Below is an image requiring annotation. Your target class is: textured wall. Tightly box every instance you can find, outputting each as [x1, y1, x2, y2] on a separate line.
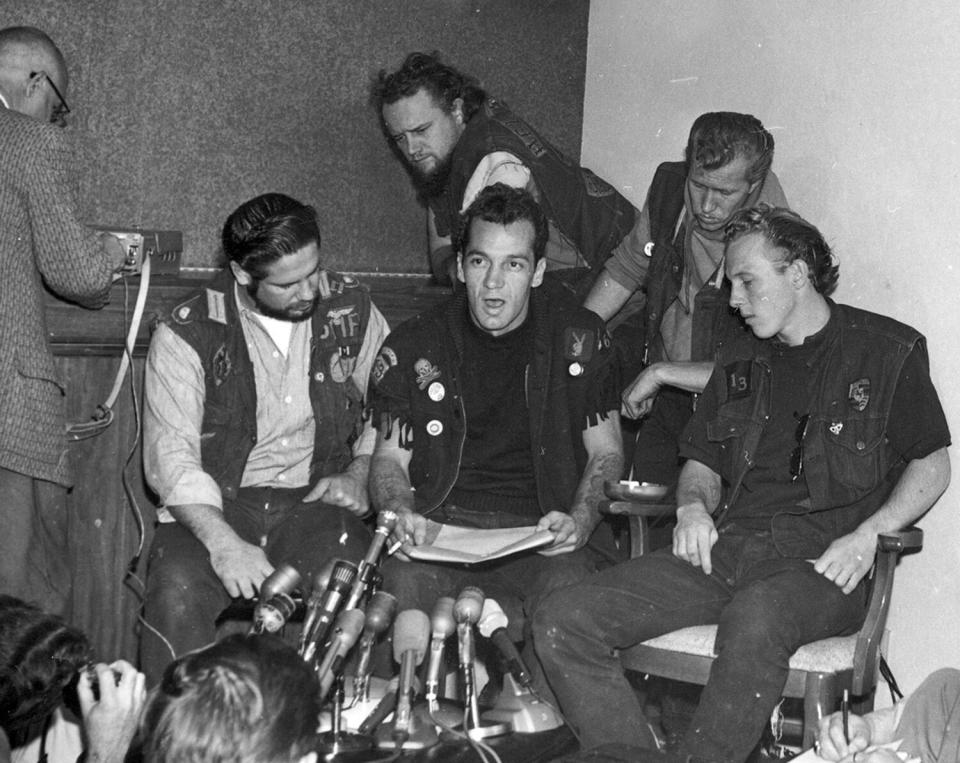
[4, 0, 589, 271]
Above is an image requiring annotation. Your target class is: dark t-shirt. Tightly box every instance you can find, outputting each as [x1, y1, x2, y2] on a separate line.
[448, 313, 540, 514]
[681, 320, 950, 527]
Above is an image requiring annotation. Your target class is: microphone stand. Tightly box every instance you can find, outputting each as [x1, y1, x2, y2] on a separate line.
[317, 673, 374, 760]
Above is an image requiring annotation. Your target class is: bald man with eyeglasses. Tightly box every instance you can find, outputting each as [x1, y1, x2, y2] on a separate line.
[0, 26, 126, 614]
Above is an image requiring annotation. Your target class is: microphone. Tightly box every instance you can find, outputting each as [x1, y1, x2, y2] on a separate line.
[454, 587, 485, 729]
[353, 590, 398, 702]
[392, 609, 430, 736]
[297, 558, 336, 654]
[344, 510, 398, 611]
[478, 598, 533, 690]
[300, 560, 357, 662]
[316, 608, 365, 700]
[251, 564, 301, 634]
[424, 597, 456, 708]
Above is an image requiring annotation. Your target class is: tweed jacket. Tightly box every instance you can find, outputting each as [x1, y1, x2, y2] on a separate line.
[0, 107, 114, 485]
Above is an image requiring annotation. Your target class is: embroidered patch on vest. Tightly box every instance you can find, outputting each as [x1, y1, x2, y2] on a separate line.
[329, 351, 356, 384]
[724, 360, 752, 400]
[848, 378, 871, 412]
[414, 358, 441, 390]
[564, 328, 595, 362]
[327, 306, 361, 340]
[212, 344, 232, 387]
[206, 289, 227, 325]
[372, 347, 397, 387]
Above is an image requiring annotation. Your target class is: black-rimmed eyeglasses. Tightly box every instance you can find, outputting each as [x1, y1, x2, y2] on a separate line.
[30, 70, 70, 126]
[789, 413, 810, 482]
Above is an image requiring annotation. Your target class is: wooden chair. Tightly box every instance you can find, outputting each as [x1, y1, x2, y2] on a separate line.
[600, 482, 922, 749]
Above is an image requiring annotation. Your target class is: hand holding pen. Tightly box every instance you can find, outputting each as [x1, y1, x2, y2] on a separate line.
[815, 693, 872, 761]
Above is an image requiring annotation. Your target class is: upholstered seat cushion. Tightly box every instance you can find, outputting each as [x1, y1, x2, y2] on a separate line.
[639, 625, 857, 673]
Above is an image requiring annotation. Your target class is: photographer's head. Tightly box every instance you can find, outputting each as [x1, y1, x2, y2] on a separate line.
[0, 595, 89, 740]
[139, 634, 320, 763]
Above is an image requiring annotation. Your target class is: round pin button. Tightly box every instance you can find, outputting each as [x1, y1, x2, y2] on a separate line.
[428, 381, 445, 401]
[568, 362, 584, 377]
[426, 420, 444, 436]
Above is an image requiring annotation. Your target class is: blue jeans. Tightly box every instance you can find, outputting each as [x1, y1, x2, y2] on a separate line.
[140, 486, 370, 685]
[533, 526, 868, 762]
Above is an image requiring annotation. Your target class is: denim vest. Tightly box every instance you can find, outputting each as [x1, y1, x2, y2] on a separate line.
[428, 98, 637, 276]
[703, 302, 923, 556]
[642, 161, 742, 367]
[166, 269, 371, 500]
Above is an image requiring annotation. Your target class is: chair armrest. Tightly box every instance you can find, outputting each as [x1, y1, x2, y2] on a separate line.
[852, 527, 923, 696]
[878, 528, 923, 554]
[599, 499, 675, 518]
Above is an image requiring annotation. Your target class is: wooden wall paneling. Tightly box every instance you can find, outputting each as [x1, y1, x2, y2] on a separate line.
[49, 274, 448, 664]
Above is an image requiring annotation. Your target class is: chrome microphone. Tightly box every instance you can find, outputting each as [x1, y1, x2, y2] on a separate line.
[251, 564, 301, 634]
[300, 560, 358, 662]
[298, 558, 337, 654]
[344, 510, 398, 611]
[353, 590, 398, 702]
[478, 598, 533, 690]
[316, 608, 365, 700]
[424, 596, 456, 709]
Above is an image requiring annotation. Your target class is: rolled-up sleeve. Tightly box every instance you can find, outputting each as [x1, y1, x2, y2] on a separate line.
[143, 323, 222, 514]
[603, 203, 653, 293]
[350, 303, 391, 457]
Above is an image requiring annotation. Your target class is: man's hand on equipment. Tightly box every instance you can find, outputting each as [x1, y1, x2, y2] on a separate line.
[209, 536, 274, 598]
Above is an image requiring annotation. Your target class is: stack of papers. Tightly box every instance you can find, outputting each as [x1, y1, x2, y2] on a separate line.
[403, 523, 554, 565]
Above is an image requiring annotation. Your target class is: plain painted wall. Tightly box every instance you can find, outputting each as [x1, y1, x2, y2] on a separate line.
[584, 1, 959, 697]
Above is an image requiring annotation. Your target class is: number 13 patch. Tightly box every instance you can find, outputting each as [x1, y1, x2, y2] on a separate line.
[724, 360, 752, 400]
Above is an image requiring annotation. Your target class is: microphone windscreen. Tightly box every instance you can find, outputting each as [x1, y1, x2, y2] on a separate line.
[453, 586, 485, 625]
[365, 591, 398, 636]
[335, 608, 366, 647]
[393, 609, 431, 664]
[259, 564, 301, 600]
[431, 596, 456, 637]
[478, 598, 509, 638]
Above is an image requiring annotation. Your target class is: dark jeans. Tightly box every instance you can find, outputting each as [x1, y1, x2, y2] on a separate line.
[140, 486, 371, 685]
[533, 526, 868, 762]
[380, 504, 611, 697]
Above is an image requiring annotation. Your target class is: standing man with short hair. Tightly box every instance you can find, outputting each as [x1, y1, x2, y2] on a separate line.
[368, 185, 623, 684]
[140, 192, 389, 685]
[0, 26, 124, 613]
[373, 51, 637, 290]
[536, 206, 951, 761]
[586, 112, 788, 485]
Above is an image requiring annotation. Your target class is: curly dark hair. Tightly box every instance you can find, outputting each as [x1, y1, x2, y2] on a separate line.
[372, 50, 487, 121]
[686, 112, 775, 185]
[455, 183, 548, 263]
[724, 204, 839, 296]
[0, 595, 90, 736]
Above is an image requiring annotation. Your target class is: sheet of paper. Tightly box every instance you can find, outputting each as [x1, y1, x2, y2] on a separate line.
[404, 524, 554, 565]
[791, 740, 915, 762]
